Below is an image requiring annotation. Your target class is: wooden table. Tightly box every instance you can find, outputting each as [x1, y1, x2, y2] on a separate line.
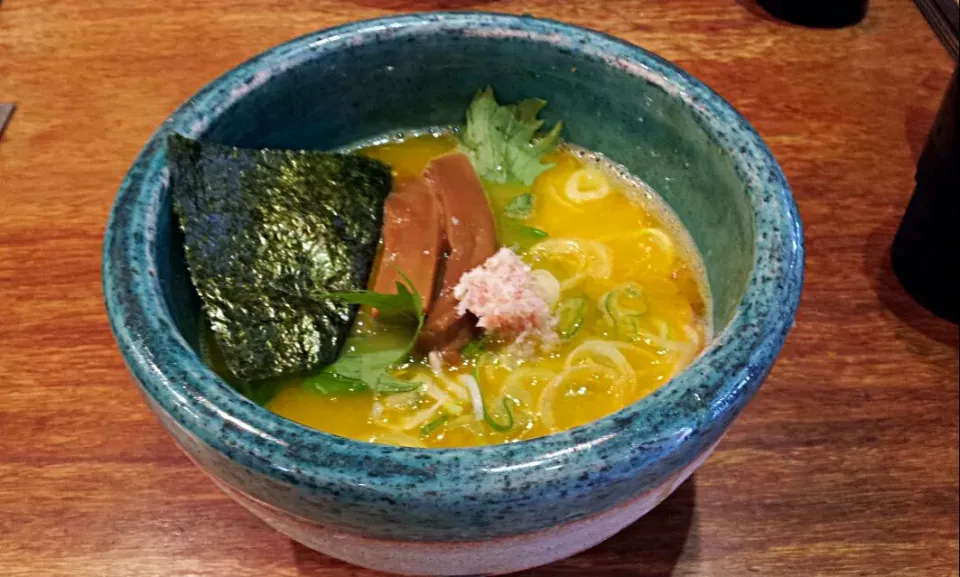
[1, 1, 957, 575]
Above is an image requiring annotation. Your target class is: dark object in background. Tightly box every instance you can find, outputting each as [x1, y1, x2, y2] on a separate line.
[758, 0, 868, 28]
[891, 65, 958, 325]
[0, 104, 14, 140]
[913, 0, 959, 61]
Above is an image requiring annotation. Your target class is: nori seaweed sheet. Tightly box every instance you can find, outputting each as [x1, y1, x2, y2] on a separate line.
[167, 134, 391, 382]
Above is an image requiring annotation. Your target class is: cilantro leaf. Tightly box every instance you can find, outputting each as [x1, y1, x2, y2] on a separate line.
[460, 87, 563, 186]
[500, 221, 549, 253]
[505, 192, 534, 220]
[326, 274, 423, 325]
[306, 346, 418, 394]
[305, 272, 425, 394]
[303, 371, 369, 396]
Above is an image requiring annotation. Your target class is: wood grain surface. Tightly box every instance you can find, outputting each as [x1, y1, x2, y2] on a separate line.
[1, 1, 957, 576]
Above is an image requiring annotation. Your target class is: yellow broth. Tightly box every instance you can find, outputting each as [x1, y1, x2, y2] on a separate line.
[252, 133, 712, 448]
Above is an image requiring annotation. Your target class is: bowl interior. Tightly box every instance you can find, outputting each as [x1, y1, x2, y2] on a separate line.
[161, 24, 754, 355]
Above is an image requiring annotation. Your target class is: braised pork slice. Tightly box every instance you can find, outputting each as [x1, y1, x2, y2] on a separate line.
[371, 177, 443, 311]
[417, 154, 498, 353]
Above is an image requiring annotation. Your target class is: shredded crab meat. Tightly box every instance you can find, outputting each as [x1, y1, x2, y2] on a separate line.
[453, 248, 557, 347]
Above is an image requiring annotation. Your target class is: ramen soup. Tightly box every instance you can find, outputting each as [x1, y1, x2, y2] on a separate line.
[171, 89, 710, 449]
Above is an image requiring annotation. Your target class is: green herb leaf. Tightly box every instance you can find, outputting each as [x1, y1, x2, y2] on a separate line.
[373, 371, 423, 393]
[302, 372, 369, 395]
[460, 334, 490, 362]
[309, 272, 425, 394]
[460, 87, 563, 186]
[505, 192, 534, 220]
[501, 222, 549, 253]
[326, 276, 422, 325]
[313, 346, 419, 392]
[305, 337, 421, 393]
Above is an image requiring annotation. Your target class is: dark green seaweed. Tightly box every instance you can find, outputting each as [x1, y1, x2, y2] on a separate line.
[167, 134, 392, 382]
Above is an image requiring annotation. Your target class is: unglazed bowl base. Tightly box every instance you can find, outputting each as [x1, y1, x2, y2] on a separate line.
[214, 443, 716, 576]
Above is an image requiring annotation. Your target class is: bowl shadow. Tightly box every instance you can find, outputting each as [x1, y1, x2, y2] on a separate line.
[289, 477, 697, 576]
[904, 105, 938, 165]
[734, 0, 784, 23]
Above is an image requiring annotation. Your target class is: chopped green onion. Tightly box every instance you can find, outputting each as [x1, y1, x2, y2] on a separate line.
[484, 397, 515, 433]
[600, 282, 647, 339]
[557, 296, 587, 339]
[420, 414, 448, 436]
[520, 225, 548, 240]
[474, 365, 514, 433]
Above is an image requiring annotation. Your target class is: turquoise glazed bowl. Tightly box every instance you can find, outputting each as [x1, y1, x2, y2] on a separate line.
[103, 12, 803, 576]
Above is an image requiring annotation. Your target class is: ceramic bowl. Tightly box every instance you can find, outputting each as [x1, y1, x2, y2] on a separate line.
[103, 12, 803, 576]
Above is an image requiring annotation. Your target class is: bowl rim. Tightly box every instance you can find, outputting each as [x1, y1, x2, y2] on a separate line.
[103, 12, 803, 498]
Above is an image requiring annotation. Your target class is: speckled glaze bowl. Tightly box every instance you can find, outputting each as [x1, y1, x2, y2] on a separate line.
[103, 12, 803, 576]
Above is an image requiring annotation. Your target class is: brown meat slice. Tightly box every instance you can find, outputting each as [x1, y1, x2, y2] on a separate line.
[417, 154, 498, 353]
[371, 177, 443, 311]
